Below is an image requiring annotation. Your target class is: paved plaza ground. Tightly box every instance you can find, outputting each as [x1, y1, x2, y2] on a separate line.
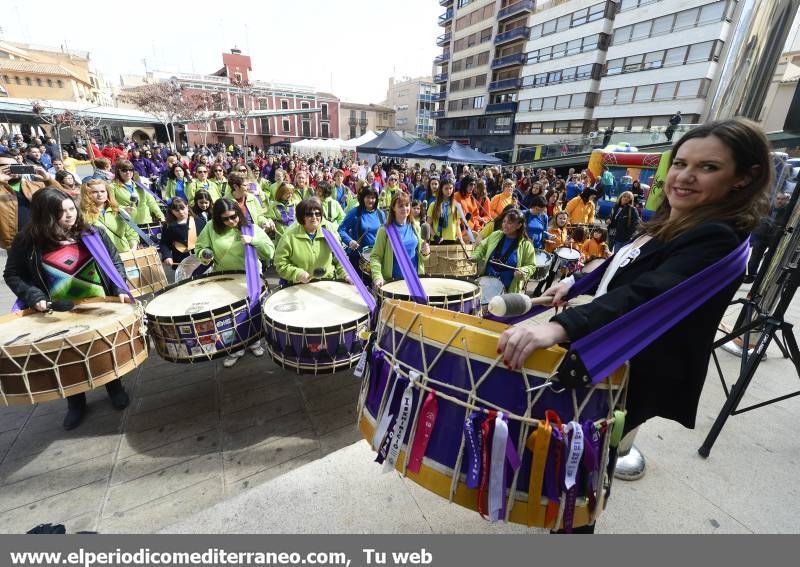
[0, 249, 798, 534]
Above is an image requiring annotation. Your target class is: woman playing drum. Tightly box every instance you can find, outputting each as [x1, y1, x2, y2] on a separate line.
[471, 208, 536, 294]
[3, 187, 132, 429]
[274, 198, 350, 285]
[339, 185, 386, 265]
[195, 198, 275, 368]
[370, 193, 430, 290]
[110, 159, 165, 226]
[159, 196, 207, 270]
[80, 179, 139, 253]
[498, 119, 771, 531]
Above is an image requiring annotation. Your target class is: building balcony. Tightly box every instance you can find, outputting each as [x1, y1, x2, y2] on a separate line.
[431, 90, 447, 102]
[433, 52, 451, 66]
[439, 0, 452, 5]
[491, 53, 526, 70]
[488, 78, 522, 92]
[433, 72, 449, 84]
[485, 101, 518, 114]
[436, 32, 452, 47]
[438, 9, 453, 26]
[495, 26, 530, 46]
[497, 0, 534, 21]
[431, 110, 446, 119]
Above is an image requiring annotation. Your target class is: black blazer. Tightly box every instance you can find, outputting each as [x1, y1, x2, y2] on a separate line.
[4, 227, 127, 308]
[552, 221, 744, 431]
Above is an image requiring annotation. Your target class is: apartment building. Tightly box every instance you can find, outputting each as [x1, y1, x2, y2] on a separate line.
[433, 0, 536, 158]
[514, 0, 738, 158]
[383, 76, 437, 137]
[339, 102, 396, 140]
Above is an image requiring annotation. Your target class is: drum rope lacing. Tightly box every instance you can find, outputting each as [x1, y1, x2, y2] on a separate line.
[0, 299, 148, 405]
[362, 301, 626, 525]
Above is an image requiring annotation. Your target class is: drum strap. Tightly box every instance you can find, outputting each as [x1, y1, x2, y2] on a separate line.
[386, 223, 427, 304]
[322, 228, 377, 316]
[240, 224, 260, 306]
[493, 237, 749, 387]
[134, 179, 167, 206]
[118, 209, 156, 247]
[561, 421, 585, 533]
[172, 218, 197, 254]
[81, 230, 133, 301]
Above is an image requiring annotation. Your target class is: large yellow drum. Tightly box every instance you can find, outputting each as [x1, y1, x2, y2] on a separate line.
[358, 300, 627, 529]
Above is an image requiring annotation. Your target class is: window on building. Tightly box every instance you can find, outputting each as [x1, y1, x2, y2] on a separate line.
[237, 95, 245, 108]
[664, 46, 687, 66]
[302, 121, 311, 137]
[473, 96, 484, 109]
[321, 123, 330, 138]
[234, 72, 243, 83]
[321, 103, 328, 119]
[674, 7, 699, 30]
[676, 78, 703, 98]
[260, 117, 270, 134]
[35, 77, 42, 86]
[216, 119, 225, 131]
[687, 40, 714, 62]
[349, 126, 357, 138]
[616, 87, 635, 104]
[301, 101, 310, 119]
[25, 77, 32, 86]
[630, 20, 652, 41]
[282, 119, 290, 132]
[259, 98, 268, 110]
[46, 78, 53, 87]
[56, 79, 63, 88]
[699, 1, 726, 23]
[634, 84, 655, 103]
[644, 50, 665, 70]
[651, 14, 673, 35]
[281, 99, 289, 109]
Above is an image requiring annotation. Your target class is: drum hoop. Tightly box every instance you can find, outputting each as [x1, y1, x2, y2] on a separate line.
[380, 277, 480, 302]
[145, 270, 263, 323]
[119, 246, 161, 260]
[262, 281, 372, 334]
[0, 297, 142, 353]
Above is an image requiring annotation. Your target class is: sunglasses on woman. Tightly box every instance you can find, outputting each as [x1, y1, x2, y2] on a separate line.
[304, 211, 322, 218]
[221, 213, 239, 222]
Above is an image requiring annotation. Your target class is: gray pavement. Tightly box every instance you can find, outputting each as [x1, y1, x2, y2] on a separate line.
[1, 248, 799, 534]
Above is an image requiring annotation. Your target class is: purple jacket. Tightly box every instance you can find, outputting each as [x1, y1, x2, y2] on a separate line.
[132, 157, 159, 178]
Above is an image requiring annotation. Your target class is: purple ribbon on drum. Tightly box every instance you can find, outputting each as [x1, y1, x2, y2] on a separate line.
[385, 223, 428, 304]
[488, 237, 750, 387]
[240, 224, 261, 307]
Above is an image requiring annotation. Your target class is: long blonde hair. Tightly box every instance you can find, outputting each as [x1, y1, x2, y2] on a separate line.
[80, 179, 120, 223]
[645, 119, 771, 241]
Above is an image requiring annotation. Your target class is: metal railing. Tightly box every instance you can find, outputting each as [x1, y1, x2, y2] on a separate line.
[488, 78, 522, 91]
[498, 0, 534, 21]
[491, 53, 526, 69]
[438, 9, 453, 26]
[436, 32, 452, 46]
[485, 101, 518, 114]
[495, 26, 530, 45]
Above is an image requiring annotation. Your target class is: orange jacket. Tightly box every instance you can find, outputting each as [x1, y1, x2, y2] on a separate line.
[565, 196, 595, 225]
[581, 238, 609, 260]
[0, 179, 58, 250]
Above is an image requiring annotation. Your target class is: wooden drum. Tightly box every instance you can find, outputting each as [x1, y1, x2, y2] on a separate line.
[145, 271, 264, 363]
[0, 298, 148, 406]
[357, 300, 628, 529]
[426, 244, 477, 277]
[262, 281, 371, 374]
[120, 247, 168, 297]
[379, 278, 481, 315]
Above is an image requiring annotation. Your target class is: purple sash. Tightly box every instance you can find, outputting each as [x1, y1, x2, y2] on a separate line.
[134, 179, 166, 206]
[322, 227, 377, 315]
[240, 224, 261, 306]
[385, 224, 427, 304]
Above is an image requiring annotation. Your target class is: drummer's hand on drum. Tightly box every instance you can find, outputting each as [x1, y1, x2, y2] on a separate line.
[34, 300, 49, 312]
[373, 278, 384, 290]
[118, 294, 131, 304]
[498, 322, 569, 370]
[345, 275, 353, 285]
[298, 271, 311, 284]
[164, 258, 174, 266]
[514, 269, 525, 279]
[241, 234, 253, 245]
[541, 280, 571, 307]
[420, 242, 430, 256]
[348, 240, 359, 251]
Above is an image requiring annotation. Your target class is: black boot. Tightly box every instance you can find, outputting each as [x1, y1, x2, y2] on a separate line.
[63, 393, 87, 430]
[105, 379, 129, 410]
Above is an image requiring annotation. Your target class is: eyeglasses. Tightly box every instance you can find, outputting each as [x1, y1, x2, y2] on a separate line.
[221, 214, 239, 222]
[196, 169, 208, 173]
[389, 177, 398, 182]
[304, 211, 322, 218]
[237, 168, 247, 172]
[213, 169, 223, 173]
[119, 168, 133, 173]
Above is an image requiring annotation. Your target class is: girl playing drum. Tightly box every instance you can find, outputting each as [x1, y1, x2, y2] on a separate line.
[4, 188, 132, 430]
[471, 208, 536, 294]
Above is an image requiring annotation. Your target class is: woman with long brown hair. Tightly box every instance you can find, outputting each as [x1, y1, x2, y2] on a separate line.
[499, 119, 771, 529]
[80, 179, 139, 253]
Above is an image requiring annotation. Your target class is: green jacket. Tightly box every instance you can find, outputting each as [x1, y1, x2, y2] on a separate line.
[320, 196, 345, 228]
[274, 222, 347, 283]
[110, 181, 164, 225]
[369, 223, 428, 283]
[378, 186, 402, 211]
[92, 209, 138, 253]
[268, 197, 301, 241]
[195, 223, 275, 272]
[471, 230, 536, 293]
[221, 192, 270, 229]
[185, 179, 222, 204]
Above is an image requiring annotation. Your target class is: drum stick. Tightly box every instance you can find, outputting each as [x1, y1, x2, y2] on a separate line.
[489, 259, 518, 271]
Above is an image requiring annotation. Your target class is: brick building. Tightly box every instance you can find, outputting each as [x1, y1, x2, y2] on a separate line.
[174, 49, 340, 148]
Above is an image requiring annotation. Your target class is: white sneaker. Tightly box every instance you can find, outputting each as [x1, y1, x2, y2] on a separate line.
[223, 349, 245, 368]
[614, 445, 646, 481]
[248, 342, 265, 357]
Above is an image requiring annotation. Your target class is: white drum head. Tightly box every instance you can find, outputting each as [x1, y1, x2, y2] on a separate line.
[146, 274, 250, 317]
[477, 276, 504, 305]
[174, 255, 210, 283]
[2, 301, 135, 345]
[381, 277, 478, 298]
[263, 281, 370, 328]
[535, 251, 552, 266]
[555, 247, 581, 262]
